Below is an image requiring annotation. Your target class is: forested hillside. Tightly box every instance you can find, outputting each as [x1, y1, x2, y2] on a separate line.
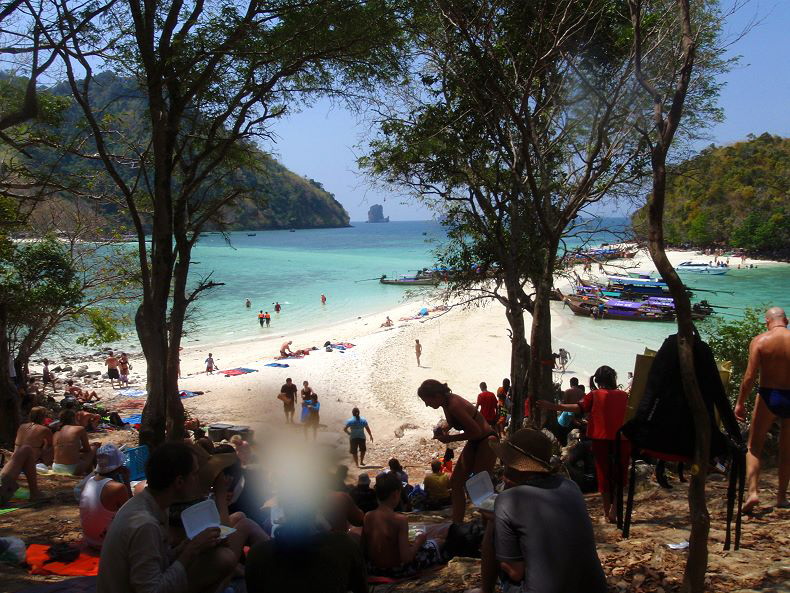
[16, 72, 350, 231]
[631, 133, 789, 256]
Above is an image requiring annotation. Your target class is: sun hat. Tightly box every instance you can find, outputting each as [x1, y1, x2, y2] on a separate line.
[96, 444, 125, 474]
[190, 444, 239, 493]
[489, 428, 553, 473]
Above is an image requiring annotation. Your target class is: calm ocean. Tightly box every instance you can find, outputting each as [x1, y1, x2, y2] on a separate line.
[69, 218, 790, 354]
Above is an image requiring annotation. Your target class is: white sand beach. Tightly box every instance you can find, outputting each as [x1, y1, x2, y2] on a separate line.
[63, 248, 782, 464]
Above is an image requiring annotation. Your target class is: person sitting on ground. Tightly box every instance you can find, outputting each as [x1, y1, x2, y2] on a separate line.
[97, 442, 237, 593]
[280, 340, 294, 358]
[52, 409, 100, 476]
[380, 316, 393, 328]
[229, 434, 253, 466]
[14, 406, 53, 466]
[332, 464, 351, 492]
[472, 428, 607, 593]
[246, 498, 367, 593]
[76, 408, 102, 431]
[191, 427, 215, 454]
[423, 460, 451, 508]
[26, 377, 44, 407]
[363, 472, 450, 578]
[440, 448, 454, 474]
[349, 473, 377, 513]
[0, 444, 46, 504]
[80, 444, 132, 549]
[326, 488, 365, 535]
[385, 458, 409, 485]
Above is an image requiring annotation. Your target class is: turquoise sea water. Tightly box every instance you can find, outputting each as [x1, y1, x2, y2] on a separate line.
[83, 219, 790, 353]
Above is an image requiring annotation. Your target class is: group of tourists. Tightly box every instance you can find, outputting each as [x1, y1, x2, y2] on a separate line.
[278, 377, 321, 440]
[2, 305, 787, 593]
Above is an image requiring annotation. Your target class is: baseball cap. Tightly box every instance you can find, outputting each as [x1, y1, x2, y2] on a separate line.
[96, 444, 125, 474]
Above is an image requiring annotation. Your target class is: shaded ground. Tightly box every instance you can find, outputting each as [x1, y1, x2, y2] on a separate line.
[1, 443, 788, 592]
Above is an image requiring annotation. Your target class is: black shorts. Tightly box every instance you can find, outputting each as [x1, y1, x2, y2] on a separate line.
[350, 438, 366, 455]
[108, 368, 120, 379]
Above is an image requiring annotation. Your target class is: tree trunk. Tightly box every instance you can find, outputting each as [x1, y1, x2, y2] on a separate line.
[646, 161, 710, 593]
[528, 267, 554, 424]
[0, 303, 20, 444]
[504, 276, 530, 433]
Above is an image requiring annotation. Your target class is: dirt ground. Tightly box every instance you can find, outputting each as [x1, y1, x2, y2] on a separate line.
[1, 436, 788, 593]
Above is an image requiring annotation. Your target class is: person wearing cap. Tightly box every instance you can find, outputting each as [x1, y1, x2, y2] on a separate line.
[473, 429, 607, 593]
[79, 444, 132, 549]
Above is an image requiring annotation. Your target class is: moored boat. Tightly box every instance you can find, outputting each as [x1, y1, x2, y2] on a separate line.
[675, 262, 729, 275]
[563, 294, 712, 321]
[379, 274, 439, 286]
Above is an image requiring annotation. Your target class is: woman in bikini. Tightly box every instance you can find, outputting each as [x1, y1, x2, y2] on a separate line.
[418, 379, 497, 523]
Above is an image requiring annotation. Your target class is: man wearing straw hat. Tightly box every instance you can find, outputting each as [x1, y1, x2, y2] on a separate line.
[471, 429, 606, 593]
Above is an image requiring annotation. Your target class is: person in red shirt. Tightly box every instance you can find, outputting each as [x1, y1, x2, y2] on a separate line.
[475, 382, 498, 425]
[538, 365, 629, 523]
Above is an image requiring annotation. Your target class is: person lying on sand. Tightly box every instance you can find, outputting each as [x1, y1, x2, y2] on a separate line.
[66, 379, 101, 403]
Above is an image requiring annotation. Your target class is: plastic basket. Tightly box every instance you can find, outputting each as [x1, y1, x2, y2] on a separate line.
[123, 445, 149, 481]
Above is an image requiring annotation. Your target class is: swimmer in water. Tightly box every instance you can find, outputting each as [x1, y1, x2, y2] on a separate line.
[245, 298, 251, 308]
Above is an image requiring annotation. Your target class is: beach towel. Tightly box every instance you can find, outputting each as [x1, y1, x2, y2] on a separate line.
[117, 388, 147, 398]
[179, 390, 203, 399]
[264, 362, 290, 368]
[275, 354, 304, 360]
[15, 576, 96, 593]
[222, 368, 258, 376]
[25, 544, 99, 576]
[122, 414, 142, 426]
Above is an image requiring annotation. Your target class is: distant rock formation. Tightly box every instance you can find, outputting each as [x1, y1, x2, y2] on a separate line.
[367, 204, 390, 223]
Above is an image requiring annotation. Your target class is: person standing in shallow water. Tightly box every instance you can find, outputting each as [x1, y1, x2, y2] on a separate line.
[418, 379, 497, 524]
[258, 310, 264, 327]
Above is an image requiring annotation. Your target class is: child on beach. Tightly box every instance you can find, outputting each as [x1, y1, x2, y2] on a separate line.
[205, 353, 217, 374]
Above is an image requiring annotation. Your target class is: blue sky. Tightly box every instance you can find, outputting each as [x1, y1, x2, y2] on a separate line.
[266, 1, 789, 222]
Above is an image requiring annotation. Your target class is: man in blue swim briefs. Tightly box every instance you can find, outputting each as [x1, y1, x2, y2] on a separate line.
[734, 306, 790, 513]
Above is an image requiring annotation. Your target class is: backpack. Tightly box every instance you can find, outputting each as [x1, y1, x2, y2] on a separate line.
[617, 332, 746, 550]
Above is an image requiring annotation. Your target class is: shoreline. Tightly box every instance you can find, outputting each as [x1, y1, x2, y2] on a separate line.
[36, 247, 787, 455]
